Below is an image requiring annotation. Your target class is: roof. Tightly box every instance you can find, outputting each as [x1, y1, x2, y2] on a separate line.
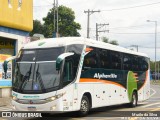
[23, 37, 149, 58]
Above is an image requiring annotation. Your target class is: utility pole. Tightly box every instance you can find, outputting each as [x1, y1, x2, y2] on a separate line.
[131, 45, 138, 52]
[96, 23, 109, 41]
[53, 0, 56, 32]
[147, 20, 157, 81]
[158, 61, 159, 80]
[53, 0, 58, 37]
[56, 0, 59, 36]
[84, 9, 100, 38]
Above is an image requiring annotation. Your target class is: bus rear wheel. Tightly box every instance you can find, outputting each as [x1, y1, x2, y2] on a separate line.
[78, 95, 90, 116]
[129, 92, 138, 107]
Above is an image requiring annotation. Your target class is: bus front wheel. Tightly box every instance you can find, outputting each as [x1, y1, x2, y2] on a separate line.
[78, 95, 90, 116]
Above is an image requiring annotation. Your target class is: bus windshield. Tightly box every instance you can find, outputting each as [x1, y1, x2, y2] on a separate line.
[13, 47, 65, 94]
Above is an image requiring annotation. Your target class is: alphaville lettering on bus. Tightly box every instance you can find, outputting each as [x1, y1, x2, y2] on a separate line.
[94, 73, 117, 79]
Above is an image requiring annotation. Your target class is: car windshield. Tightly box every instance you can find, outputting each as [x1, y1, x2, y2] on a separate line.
[13, 47, 64, 94]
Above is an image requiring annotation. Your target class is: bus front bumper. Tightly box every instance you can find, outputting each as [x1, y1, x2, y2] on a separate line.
[12, 99, 63, 112]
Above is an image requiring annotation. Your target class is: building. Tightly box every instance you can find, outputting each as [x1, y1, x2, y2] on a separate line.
[0, 0, 33, 97]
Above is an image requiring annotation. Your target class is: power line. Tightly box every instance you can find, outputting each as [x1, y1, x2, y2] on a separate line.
[101, 1, 160, 11]
[109, 24, 148, 30]
[33, 4, 52, 7]
[109, 32, 160, 35]
[124, 45, 160, 48]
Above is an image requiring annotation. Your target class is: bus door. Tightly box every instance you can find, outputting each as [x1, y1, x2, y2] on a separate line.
[62, 58, 74, 111]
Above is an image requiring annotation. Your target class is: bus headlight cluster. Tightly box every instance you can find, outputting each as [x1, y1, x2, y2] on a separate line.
[12, 96, 18, 101]
[50, 105, 56, 111]
[46, 92, 65, 102]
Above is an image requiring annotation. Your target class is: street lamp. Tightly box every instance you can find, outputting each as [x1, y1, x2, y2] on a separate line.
[147, 20, 157, 80]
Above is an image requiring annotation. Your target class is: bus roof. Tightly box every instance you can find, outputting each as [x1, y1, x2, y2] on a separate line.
[23, 37, 149, 58]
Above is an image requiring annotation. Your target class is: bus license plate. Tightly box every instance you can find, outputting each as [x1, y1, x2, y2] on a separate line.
[28, 106, 36, 111]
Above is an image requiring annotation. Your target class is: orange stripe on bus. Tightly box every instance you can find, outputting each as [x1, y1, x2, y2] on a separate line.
[85, 48, 93, 52]
[133, 73, 138, 76]
[134, 76, 138, 79]
[79, 78, 126, 89]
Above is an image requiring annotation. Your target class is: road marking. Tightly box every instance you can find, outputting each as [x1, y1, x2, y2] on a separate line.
[141, 102, 160, 108]
[150, 88, 156, 97]
[138, 102, 148, 104]
[150, 107, 160, 111]
[71, 118, 86, 120]
[147, 100, 160, 102]
[151, 97, 160, 99]
[0, 107, 12, 111]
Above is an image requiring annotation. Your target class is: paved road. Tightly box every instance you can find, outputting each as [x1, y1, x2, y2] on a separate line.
[1, 84, 160, 120]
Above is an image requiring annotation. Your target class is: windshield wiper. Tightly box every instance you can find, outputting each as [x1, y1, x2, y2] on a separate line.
[18, 64, 32, 91]
[34, 64, 45, 92]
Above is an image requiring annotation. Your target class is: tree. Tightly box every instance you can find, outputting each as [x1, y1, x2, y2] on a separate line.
[109, 40, 119, 45]
[30, 6, 81, 38]
[30, 5, 81, 38]
[102, 37, 119, 45]
[29, 20, 44, 36]
[150, 61, 160, 72]
[102, 37, 109, 43]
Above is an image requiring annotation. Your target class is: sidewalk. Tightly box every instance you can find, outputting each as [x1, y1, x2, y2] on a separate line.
[0, 97, 11, 107]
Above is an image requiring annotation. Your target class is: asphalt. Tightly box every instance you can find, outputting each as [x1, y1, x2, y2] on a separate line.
[0, 97, 11, 107]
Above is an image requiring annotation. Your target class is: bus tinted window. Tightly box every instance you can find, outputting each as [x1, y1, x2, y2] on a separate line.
[36, 47, 64, 61]
[62, 44, 83, 87]
[123, 54, 132, 70]
[17, 50, 36, 62]
[17, 47, 65, 62]
[132, 56, 139, 71]
[99, 49, 110, 69]
[82, 47, 98, 71]
[110, 51, 122, 70]
[139, 57, 149, 71]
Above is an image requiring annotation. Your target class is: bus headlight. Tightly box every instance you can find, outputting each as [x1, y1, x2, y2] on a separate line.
[46, 93, 65, 102]
[12, 96, 18, 101]
[50, 105, 56, 111]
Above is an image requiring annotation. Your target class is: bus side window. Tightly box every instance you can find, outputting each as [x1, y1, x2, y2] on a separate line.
[62, 59, 73, 86]
[140, 57, 149, 71]
[82, 48, 98, 71]
[132, 56, 139, 71]
[110, 51, 122, 70]
[99, 49, 110, 69]
[123, 54, 132, 70]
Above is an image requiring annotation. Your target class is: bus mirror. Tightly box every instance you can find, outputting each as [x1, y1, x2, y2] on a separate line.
[3, 61, 8, 73]
[3, 56, 16, 73]
[56, 52, 74, 70]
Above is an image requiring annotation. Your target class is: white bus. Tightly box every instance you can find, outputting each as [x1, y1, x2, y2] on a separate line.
[3, 37, 150, 116]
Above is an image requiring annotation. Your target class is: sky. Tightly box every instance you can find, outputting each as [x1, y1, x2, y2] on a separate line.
[33, 0, 160, 61]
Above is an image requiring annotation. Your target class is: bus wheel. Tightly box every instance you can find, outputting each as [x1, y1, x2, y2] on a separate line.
[129, 92, 138, 107]
[78, 95, 90, 116]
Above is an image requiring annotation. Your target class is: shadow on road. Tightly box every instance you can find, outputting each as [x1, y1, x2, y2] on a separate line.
[27, 103, 148, 119]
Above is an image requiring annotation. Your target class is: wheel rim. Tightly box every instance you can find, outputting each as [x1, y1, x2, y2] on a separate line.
[133, 94, 137, 106]
[81, 99, 88, 112]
